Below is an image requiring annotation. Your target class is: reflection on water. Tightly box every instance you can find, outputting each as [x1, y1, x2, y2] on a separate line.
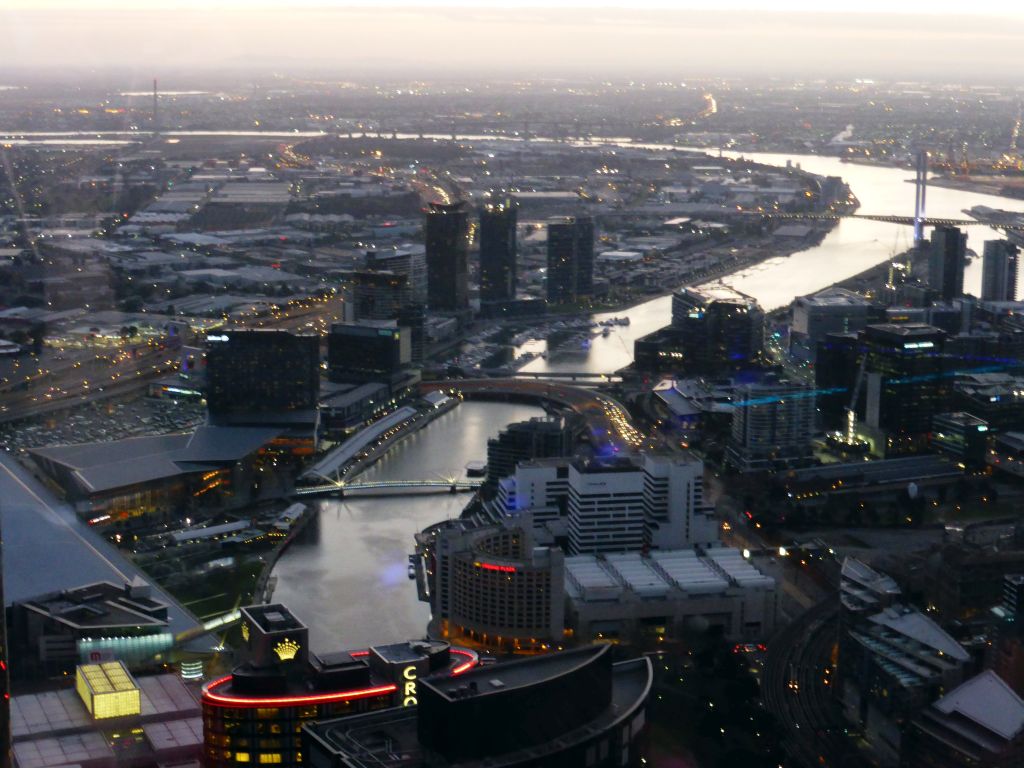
[271, 401, 544, 651]
[520, 150, 1024, 375]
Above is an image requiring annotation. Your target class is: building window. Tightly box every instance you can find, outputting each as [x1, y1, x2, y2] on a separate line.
[259, 754, 283, 764]
[235, 753, 251, 763]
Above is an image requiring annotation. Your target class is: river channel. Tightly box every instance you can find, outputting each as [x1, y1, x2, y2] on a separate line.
[271, 401, 544, 651]
[267, 141, 1024, 647]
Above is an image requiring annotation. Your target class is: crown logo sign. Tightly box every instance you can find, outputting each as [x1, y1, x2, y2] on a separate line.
[241, 622, 250, 642]
[274, 638, 300, 662]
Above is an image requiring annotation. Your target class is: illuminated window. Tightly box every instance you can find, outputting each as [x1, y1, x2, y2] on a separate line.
[259, 755, 283, 764]
[235, 753, 251, 763]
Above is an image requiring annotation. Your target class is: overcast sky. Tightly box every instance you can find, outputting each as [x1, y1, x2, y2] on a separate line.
[3, 2, 1024, 82]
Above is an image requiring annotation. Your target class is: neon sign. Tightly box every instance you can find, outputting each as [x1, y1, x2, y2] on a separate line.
[402, 665, 418, 707]
[474, 561, 517, 573]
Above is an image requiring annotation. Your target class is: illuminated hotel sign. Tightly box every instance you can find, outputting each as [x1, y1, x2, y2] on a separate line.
[402, 665, 418, 707]
[273, 638, 301, 662]
[207, 334, 230, 342]
[474, 561, 517, 573]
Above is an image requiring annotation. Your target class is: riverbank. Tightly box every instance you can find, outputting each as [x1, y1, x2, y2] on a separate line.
[252, 502, 316, 604]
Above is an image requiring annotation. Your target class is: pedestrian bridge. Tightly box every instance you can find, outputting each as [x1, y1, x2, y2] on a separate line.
[294, 479, 483, 498]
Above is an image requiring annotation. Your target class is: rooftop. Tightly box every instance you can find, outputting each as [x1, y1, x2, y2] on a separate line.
[933, 670, 1024, 741]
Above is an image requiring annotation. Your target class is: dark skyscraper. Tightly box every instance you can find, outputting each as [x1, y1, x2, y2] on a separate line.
[204, 330, 320, 425]
[425, 201, 470, 312]
[546, 215, 594, 304]
[478, 194, 518, 303]
[928, 226, 967, 301]
[981, 239, 1020, 301]
[486, 416, 573, 484]
[396, 303, 426, 366]
[346, 270, 410, 321]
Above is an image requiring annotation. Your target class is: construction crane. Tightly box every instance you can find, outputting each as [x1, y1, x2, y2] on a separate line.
[844, 353, 869, 447]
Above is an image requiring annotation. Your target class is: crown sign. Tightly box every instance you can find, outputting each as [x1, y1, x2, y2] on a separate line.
[274, 638, 301, 661]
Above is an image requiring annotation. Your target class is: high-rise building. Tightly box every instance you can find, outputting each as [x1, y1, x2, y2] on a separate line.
[633, 285, 764, 374]
[494, 454, 715, 555]
[366, 245, 427, 303]
[928, 226, 967, 301]
[981, 239, 1020, 301]
[204, 330, 320, 426]
[789, 287, 875, 363]
[202, 604, 479, 768]
[485, 416, 572, 485]
[478, 193, 518, 303]
[546, 215, 594, 304]
[327, 321, 411, 384]
[396, 303, 426, 365]
[425, 201, 470, 312]
[860, 323, 950, 452]
[726, 376, 816, 472]
[345, 270, 410, 321]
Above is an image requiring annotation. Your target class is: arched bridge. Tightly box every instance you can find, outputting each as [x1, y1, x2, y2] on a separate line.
[294, 479, 483, 498]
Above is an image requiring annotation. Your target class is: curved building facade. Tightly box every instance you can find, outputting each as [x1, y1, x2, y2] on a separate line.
[201, 605, 477, 768]
[304, 644, 653, 768]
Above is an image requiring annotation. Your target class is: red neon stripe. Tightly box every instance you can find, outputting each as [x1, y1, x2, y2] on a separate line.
[350, 651, 370, 657]
[201, 676, 396, 708]
[476, 562, 516, 573]
[450, 648, 478, 676]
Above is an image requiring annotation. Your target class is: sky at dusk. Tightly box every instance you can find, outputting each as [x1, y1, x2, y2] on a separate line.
[2, 3, 1023, 81]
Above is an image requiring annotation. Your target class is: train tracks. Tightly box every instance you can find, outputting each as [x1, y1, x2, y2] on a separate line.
[763, 600, 868, 768]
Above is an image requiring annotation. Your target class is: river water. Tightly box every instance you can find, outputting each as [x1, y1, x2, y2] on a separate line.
[270, 140, 1024, 647]
[271, 401, 544, 651]
[518, 149, 1024, 375]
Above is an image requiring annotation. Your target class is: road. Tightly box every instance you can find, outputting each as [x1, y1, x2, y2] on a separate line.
[425, 378, 646, 453]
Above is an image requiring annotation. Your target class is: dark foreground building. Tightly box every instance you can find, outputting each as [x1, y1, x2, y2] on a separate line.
[201, 605, 477, 768]
[303, 644, 652, 768]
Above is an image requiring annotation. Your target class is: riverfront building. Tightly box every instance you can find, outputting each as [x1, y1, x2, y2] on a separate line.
[327, 321, 411, 384]
[929, 226, 967, 301]
[478, 193, 518, 303]
[981, 239, 1020, 302]
[634, 285, 764, 375]
[425, 202, 470, 312]
[205, 329, 320, 431]
[418, 514, 776, 649]
[546, 215, 594, 304]
[201, 604, 477, 768]
[485, 416, 573, 486]
[303, 645, 653, 768]
[493, 454, 717, 553]
[789, 287, 875, 363]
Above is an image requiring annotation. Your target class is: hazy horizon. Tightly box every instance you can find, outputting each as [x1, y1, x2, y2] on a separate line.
[3, 5, 1024, 84]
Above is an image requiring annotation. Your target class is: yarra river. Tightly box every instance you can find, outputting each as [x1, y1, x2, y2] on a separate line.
[272, 145, 1024, 650]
